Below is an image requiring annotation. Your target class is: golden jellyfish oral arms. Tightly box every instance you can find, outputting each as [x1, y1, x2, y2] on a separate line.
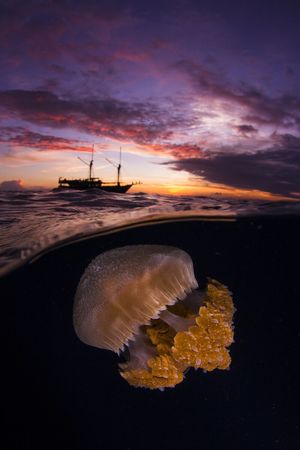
[73, 245, 235, 389]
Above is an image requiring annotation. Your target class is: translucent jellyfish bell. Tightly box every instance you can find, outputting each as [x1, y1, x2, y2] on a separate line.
[73, 245, 235, 389]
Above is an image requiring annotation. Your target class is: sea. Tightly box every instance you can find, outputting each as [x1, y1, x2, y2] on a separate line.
[3, 189, 299, 450]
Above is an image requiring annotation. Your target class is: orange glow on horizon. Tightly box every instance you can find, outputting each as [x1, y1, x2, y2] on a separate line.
[135, 183, 295, 201]
[13, 176, 297, 201]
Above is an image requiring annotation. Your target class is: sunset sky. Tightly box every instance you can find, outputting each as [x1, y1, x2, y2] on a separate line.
[0, 0, 299, 198]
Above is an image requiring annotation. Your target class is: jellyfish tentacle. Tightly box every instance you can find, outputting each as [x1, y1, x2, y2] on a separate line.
[171, 279, 234, 372]
[159, 309, 196, 332]
[119, 330, 158, 371]
[119, 279, 234, 389]
[120, 354, 184, 389]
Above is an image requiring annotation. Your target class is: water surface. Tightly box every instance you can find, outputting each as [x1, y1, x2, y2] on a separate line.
[1, 189, 299, 276]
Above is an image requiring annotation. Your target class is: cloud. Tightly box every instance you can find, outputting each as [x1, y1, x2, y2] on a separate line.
[147, 142, 204, 158]
[165, 134, 300, 197]
[0, 179, 26, 191]
[0, 126, 206, 163]
[0, 0, 134, 76]
[0, 89, 178, 144]
[172, 59, 300, 130]
[234, 124, 258, 136]
[0, 126, 92, 153]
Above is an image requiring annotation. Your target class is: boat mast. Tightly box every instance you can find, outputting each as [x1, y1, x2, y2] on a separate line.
[105, 147, 122, 185]
[89, 144, 94, 180]
[77, 145, 95, 179]
[117, 147, 121, 186]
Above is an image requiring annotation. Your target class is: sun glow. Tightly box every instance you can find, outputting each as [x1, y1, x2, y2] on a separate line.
[192, 99, 244, 141]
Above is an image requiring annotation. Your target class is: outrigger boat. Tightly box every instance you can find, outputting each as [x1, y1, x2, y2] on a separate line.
[56, 146, 139, 193]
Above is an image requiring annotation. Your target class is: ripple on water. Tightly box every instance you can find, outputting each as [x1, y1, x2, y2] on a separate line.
[0, 189, 299, 276]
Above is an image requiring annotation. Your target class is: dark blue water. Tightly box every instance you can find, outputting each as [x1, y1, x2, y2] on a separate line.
[2, 190, 299, 449]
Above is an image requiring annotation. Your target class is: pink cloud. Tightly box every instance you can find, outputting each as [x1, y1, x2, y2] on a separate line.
[146, 143, 204, 158]
[0, 90, 178, 146]
[0, 126, 92, 153]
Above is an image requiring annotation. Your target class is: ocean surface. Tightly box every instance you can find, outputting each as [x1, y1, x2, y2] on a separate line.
[3, 189, 299, 450]
[1, 189, 299, 276]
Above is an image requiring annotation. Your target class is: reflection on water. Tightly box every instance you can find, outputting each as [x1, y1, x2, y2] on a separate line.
[0, 189, 299, 276]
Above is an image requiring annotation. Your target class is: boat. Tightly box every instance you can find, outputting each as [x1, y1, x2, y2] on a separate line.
[56, 146, 139, 193]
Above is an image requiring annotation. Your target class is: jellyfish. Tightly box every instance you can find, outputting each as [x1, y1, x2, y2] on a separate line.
[73, 245, 234, 389]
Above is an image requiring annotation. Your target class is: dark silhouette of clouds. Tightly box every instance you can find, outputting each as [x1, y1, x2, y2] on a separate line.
[0, 179, 25, 191]
[166, 134, 300, 197]
[235, 124, 258, 135]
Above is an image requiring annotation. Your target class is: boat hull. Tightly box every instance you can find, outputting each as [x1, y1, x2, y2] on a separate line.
[98, 184, 132, 193]
[56, 180, 133, 193]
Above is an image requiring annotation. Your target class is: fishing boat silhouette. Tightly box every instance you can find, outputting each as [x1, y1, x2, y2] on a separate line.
[57, 146, 140, 193]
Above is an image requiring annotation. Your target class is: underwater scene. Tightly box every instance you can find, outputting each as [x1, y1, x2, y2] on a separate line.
[3, 190, 299, 449]
[2, 1, 300, 448]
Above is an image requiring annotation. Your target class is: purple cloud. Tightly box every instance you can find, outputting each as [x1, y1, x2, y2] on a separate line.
[234, 124, 258, 135]
[0, 126, 92, 152]
[0, 89, 179, 144]
[0, 1, 299, 197]
[173, 59, 300, 130]
[165, 134, 300, 197]
[0, 179, 25, 191]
